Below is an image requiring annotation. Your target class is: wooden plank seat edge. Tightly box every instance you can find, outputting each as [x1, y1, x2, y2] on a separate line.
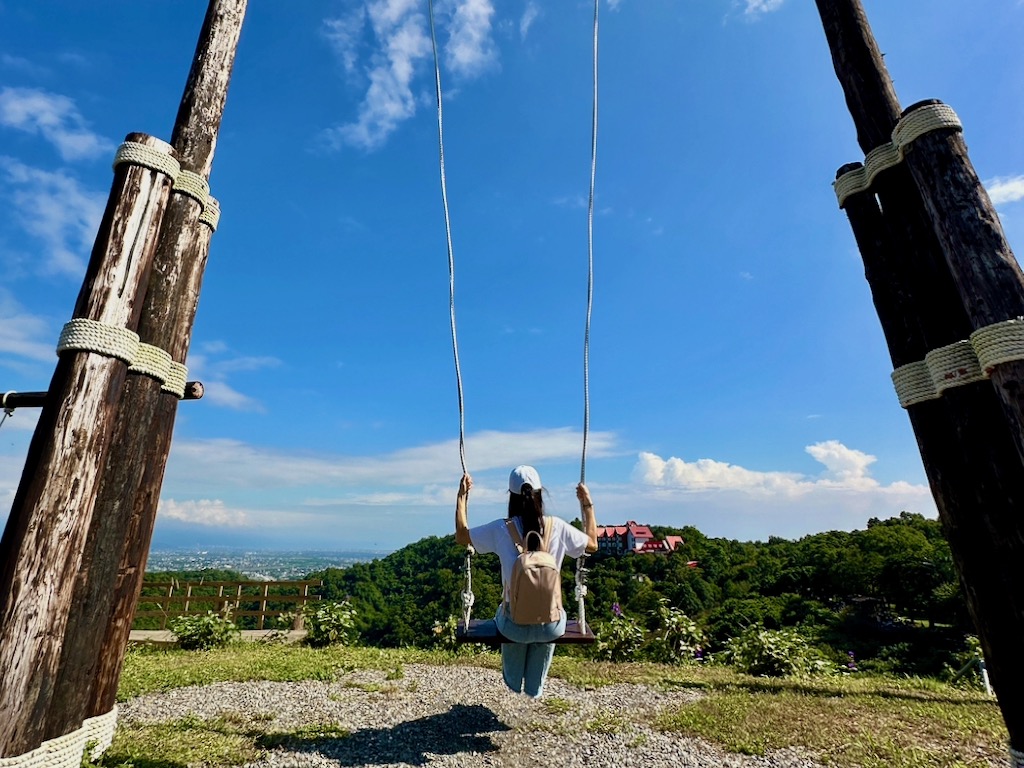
[456, 618, 595, 645]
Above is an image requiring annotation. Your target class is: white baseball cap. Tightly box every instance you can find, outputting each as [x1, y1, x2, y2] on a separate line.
[509, 465, 542, 495]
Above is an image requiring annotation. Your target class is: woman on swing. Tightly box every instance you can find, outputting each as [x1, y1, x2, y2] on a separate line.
[455, 465, 598, 698]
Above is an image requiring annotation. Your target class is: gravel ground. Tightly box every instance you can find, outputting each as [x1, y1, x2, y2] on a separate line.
[120, 663, 828, 768]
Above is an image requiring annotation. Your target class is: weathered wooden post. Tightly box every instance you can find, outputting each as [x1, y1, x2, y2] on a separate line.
[0, 133, 177, 756]
[815, 0, 1024, 756]
[43, 0, 249, 739]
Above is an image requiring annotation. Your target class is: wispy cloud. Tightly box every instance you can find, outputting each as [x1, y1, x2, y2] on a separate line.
[986, 175, 1024, 206]
[443, 0, 497, 78]
[164, 427, 616, 497]
[323, 7, 368, 77]
[0, 289, 56, 365]
[742, 0, 785, 19]
[0, 55, 50, 78]
[520, 2, 540, 40]
[0, 87, 112, 161]
[158, 498, 248, 527]
[0, 157, 104, 276]
[185, 342, 282, 412]
[323, 0, 497, 151]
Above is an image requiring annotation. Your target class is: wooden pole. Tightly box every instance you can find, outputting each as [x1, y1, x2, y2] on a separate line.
[42, 1, 249, 738]
[896, 101, 1024, 464]
[0, 134, 176, 756]
[815, 0, 1024, 749]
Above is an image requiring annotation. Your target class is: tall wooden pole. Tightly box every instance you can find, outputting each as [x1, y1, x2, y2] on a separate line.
[44, 0, 248, 739]
[815, 0, 1024, 750]
[0, 134, 177, 756]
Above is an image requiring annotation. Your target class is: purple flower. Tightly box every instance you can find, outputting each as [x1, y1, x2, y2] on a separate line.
[611, 603, 622, 618]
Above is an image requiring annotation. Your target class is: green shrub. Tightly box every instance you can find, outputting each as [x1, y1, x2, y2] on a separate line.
[650, 599, 706, 664]
[722, 625, 832, 677]
[304, 600, 357, 648]
[594, 605, 645, 662]
[169, 610, 240, 650]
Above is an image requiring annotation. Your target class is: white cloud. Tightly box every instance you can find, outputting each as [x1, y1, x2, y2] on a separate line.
[629, 441, 933, 539]
[635, 451, 805, 495]
[986, 175, 1024, 206]
[607, 0, 623, 10]
[743, 0, 785, 19]
[520, 2, 540, 40]
[0, 157, 105, 275]
[164, 427, 617, 497]
[324, 0, 497, 151]
[805, 440, 876, 487]
[0, 290, 56, 364]
[2, 425, 932, 548]
[0, 87, 112, 161]
[323, 7, 368, 76]
[634, 440, 905, 496]
[442, 0, 497, 78]
[184, 343, 282, 412]
[158, 498, 248, 527]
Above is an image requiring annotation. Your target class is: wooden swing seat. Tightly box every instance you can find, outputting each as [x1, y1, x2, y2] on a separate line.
[456, 618, 596, 646]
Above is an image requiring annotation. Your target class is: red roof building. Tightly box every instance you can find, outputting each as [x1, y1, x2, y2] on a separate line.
[595, 521, 682, 555]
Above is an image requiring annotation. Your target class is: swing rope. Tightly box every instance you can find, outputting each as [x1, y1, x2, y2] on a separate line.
[428, 0, 466, 476]
[581, 0, 598, 486]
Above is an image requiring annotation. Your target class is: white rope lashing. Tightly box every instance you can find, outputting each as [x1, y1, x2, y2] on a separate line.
[1010, 745, 1024, 768]
[925, 340, 985, 394]
[0, 707, 117, 768]
[891, 317, 1024, 407]
[460, 545, 475, 627]
[54, 318, 190, 399]
[971, 317, 1024, 374]
[199, 195, 221, 231]
[57, 318, 140, 365]
[128, 342, 173, 384]
[113, 141, 181, 180]
[427, 0, 467, 476]
[172, 169, 210, 206]
[833, 103, 962, 207]
[162, 361, 189, 399]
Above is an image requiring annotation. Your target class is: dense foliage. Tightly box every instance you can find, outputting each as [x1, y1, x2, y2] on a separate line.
[307, 512, 975, 677]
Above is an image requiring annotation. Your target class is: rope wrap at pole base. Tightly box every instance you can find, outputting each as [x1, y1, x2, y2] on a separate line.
[0, 707, 117, 768]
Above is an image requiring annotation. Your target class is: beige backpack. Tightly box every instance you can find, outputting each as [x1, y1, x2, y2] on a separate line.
[504, 519, 562, 624]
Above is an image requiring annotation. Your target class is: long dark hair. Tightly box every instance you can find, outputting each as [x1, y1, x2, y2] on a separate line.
[508, 484, 545, 551]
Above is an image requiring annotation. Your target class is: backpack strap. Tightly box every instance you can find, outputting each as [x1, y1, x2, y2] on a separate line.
[505, 519, 526, 553]
[541, 517, 554, 552]
[507, 518, 554, 553]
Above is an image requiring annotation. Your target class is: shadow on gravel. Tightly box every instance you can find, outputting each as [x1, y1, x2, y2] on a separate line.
[257, 703, 511, 766]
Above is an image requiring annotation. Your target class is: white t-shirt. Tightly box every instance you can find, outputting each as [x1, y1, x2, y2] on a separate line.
[469, 516, 590, 600]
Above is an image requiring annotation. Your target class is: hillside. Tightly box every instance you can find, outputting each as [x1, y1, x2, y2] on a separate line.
[308, 512, 974, 678]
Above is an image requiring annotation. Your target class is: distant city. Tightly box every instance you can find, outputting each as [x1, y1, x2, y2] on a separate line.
[146, 548, 392, 581]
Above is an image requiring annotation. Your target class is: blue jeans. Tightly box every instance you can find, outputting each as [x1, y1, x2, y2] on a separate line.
[492, 603, 566, 698]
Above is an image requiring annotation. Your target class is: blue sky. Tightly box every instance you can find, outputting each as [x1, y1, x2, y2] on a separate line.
[1, 1, 1022, 551]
